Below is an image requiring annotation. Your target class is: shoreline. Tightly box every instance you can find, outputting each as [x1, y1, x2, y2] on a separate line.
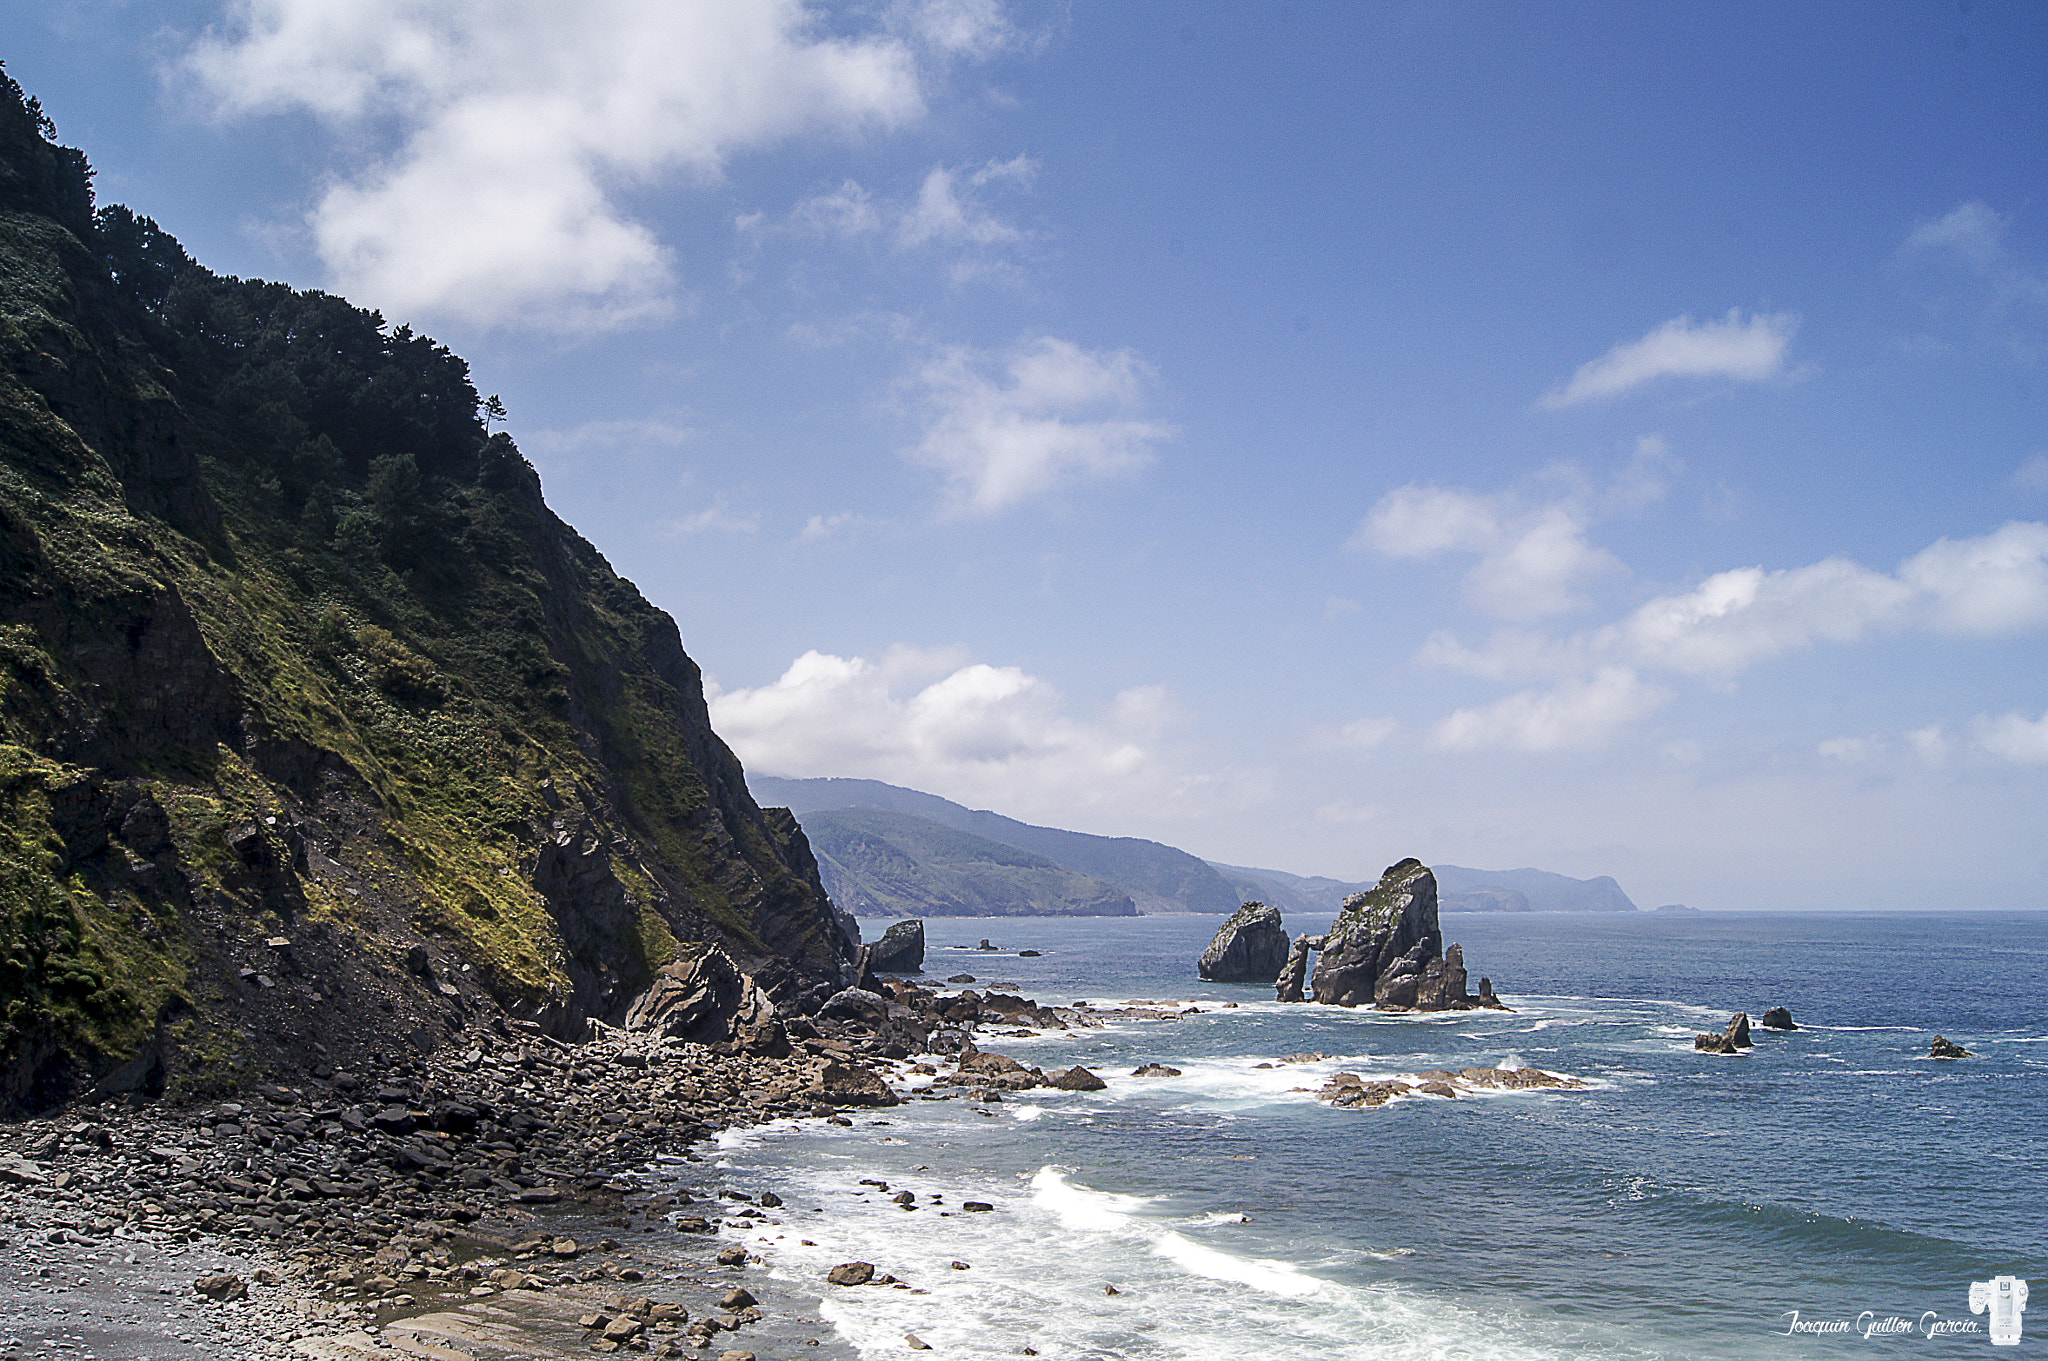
[0, 974, 1163, 1361]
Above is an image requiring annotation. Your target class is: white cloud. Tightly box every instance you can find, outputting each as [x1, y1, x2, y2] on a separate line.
[890, 0, 1023, 58]
[675, 500, 759, 535]
[789, 179, 883, 237]
[1431, 667, 1669, 753]
[1429, 522, 2048, 685]
[1601, 558, 1915, 677]
[1818, 735, 1881, 763]
[1907, 724, 1952, 766]
[1541, 310, 1799, 409]
[911, 336, 1171, 514]
[707, 648, 1200, 818]
[796, 511, 867, 542]
[187, 0, 939, 329]
[1331, 717, 1399, 751]
[1977, 708, 2048, 764]
[1900, 202, 2048, 357]
[900, 155, 1034, 248]
[2014, 454, 2048, 493]
[1354, 484, 1622, 619]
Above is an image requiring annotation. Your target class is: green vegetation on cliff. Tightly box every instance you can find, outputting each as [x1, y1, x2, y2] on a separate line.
[0, 68, 848, 1112]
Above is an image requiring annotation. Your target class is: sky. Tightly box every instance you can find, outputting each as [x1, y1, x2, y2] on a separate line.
[10, 1, 2048, 911]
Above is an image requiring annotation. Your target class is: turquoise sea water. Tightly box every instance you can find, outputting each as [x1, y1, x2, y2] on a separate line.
[681, 911, 2046, 1358]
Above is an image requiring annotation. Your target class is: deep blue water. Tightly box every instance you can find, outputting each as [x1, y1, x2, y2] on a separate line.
[681, 912, 2047, 1358]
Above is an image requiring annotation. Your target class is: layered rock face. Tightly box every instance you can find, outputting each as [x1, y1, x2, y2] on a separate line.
[1311, 859, 1443, 1007]
[1198, 902, 1290, 983]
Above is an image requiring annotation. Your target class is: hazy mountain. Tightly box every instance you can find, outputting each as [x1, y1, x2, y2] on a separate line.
[1214, 861, 1638, 918]
[801, 807, 1135, 918]
[752, 776, 1239, 914]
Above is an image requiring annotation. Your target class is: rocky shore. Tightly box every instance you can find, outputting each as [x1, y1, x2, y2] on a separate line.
[0, 968, 1182, 1360]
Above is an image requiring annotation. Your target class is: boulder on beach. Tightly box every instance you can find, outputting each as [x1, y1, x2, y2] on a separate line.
[1199, 902, 1291, 983]
[1929, 1035, 1971, 1059]
[869, 920, 926, 974]
[1760, 1006, 1798, 1030]
[809, 1059, 900, 1106]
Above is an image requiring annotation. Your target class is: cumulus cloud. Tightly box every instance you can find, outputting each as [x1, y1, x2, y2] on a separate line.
[900, 155, 1035, 248]
[911, 336, 1171, 514]
[1541, 310, 1798, 409]
[1431, 667, 1669, 753]
[706, 648, 1198, 817]
[1411, 521, 2048, 753]
[187, 0, 944, 328]
[1431, 521, 2048, 685]
[1353, 484, 1623, 619]
[1976, 708, 2048, 764]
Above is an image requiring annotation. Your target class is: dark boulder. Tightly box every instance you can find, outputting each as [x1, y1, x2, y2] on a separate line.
[1048, 1066, 1107, 1091]
[1199, 902, 1291, 983]
[1760, 1006, 1798, 1030]
[869, 920, 926, 974]
[1929, 1035, 1971, 1059]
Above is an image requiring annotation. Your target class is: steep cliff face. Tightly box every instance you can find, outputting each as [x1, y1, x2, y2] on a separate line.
[0, 73, 851, 1113]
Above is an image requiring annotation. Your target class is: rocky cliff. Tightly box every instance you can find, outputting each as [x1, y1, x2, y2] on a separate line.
[0, 71, 851, 1114]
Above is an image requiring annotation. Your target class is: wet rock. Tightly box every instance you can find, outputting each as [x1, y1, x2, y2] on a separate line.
[1048, 1065, 1107, 1091]
[1131, 1063, 1182, 1077]
[1929, 1035, 1971, 1059]
[827, 1261, 875, 1286]
[1760, 1006, 1798, 1030]
[1198, 902, 1291, 983]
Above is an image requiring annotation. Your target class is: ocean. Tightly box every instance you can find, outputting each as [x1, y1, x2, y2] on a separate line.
[677, 911, 2046, 1358]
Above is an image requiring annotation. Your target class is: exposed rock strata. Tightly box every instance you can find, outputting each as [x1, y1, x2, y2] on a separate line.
[1198, 902, 1290, 983]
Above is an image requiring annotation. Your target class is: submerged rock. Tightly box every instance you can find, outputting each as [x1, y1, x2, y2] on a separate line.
[869, 920, 926, 974]
[1199, 902, 1291, 983]
[1760, 1006, 1798, 1030]
[1929, 1035, 1971, 1059]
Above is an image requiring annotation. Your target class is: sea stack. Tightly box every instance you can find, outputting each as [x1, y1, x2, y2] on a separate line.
[1312, 859, 1444, 1008]
[869, 919, 926, 974]
[1199, 902, 1291, 983]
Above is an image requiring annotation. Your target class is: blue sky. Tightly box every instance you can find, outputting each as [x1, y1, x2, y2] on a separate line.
[11, 1, 2048, 909]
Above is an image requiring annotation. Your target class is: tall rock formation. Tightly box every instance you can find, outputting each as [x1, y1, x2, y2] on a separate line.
[1197, 902, 1289, 983]
[0, 74, 851, 1113]
[1310, 859, 1442, 1007]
